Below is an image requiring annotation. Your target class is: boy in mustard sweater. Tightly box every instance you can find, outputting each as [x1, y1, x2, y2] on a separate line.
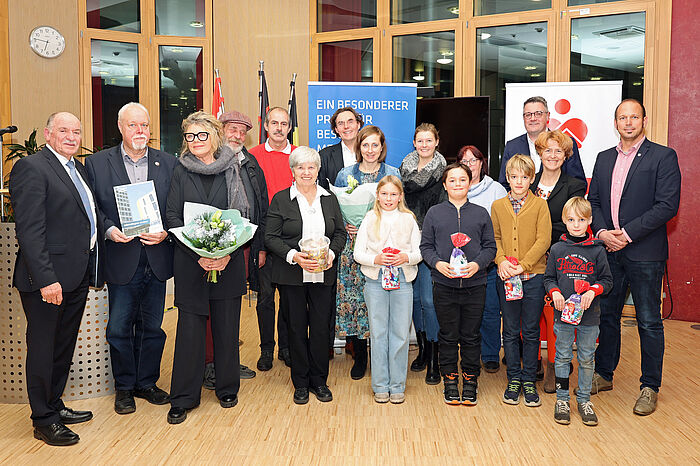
[491, 154, 552, 407]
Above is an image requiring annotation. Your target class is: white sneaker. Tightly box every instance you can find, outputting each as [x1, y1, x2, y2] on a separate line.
[374, 392, 389, 403]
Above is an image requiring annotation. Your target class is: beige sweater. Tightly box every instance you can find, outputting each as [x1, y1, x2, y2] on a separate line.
[491, 194, 552, 274]
[353, 209, 422, 281]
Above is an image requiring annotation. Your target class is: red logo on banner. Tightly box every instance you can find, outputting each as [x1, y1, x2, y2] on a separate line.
[548, 98, 589, 149]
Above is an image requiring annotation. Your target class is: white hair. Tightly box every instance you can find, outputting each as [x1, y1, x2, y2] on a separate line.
[117, 102, 150, 123]
[289, 146, 321, 170]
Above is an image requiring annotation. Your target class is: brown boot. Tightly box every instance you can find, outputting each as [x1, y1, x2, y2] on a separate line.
[543, 361, 556, 393]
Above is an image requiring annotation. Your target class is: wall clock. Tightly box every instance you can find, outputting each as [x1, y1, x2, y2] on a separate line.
[29, 26, 65, 58]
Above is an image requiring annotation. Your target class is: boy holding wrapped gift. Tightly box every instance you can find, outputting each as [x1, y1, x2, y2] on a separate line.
[420, 162, 496, 405]
[544, 196, 612, 426]
[491, 154, 551, 408]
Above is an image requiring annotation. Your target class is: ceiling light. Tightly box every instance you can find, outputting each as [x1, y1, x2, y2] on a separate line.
[189, 20, 204, 28]
[99, 71, 109, 75]
[179, 95, 188, 100]
[633, 81, 642, 86]
[590, 77, 602, 81]
[437, 53, 453, 65]
[480, 32, 491, 40]
[571, 34, 580, 40]
[170, 103, 179, 107]
[171, 48, 183, 53]
[189, 88, 199, 92]
[530, 73, 541, 78]
[448, 6, 459, 15]
[159, 66, 170, 71]
[636, 64, 644, 69]
[524, 65, 537, 70]
[412, 72, 425, 82]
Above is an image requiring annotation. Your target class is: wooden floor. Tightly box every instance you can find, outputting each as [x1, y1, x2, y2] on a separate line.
[1, 296, 699, 465]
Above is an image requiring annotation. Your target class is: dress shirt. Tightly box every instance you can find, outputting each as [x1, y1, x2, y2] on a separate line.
[606, 137, 646, 243]
[341, 141, 356, 168]
[47, 144, 97, 249]
[265, 139, 292, 155]
[527, 136, 541, 173]
[120, 143, 149, 183]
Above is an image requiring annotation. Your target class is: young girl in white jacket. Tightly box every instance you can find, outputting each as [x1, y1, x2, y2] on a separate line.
[354, 175, 422, 404]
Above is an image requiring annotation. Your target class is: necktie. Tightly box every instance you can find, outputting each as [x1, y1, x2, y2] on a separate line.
[66, 159, 96, 240]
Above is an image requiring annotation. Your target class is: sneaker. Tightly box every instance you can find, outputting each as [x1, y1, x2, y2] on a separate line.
[503, 379, 522, 405]
[483, 360, 500, 373]
[554, 399, 571, 425]
[522, 381, 541, 407]
[257, 350, 273, 371]
[203, 362, 216, 390]
[240, 364, 256, 379]
[278, 348, 292, 368]
[443, 373, 460, 405]
[309, 385, 333, 402]
[633, 387, 658, 416]
[374, 392, 390, 403]
[389, 393, 405, 404]
[577, 400, 599, 426]
[461, 373, 478, 405]
[293, 387, 309, 405]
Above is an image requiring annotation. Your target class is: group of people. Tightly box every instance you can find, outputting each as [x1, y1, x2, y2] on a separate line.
[8, 94, 680, 446]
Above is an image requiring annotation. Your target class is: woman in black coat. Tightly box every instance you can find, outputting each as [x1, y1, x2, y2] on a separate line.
[165, 111, 249, 424]
[265, 146, 346, 405]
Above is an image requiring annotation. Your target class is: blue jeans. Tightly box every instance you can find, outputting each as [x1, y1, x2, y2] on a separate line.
[365, 269, 413, 394]
[595, 253, 665, 391]
[480, 266, 501, 363]
[411, 262, 439, 342]
[498, 275, 545, 382]
[107, 253, 167, 391]
[554, 321, 599, 403]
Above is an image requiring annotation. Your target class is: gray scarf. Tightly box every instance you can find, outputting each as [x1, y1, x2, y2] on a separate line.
[179, 144, 250, 218]
[400, 150, 446, 188]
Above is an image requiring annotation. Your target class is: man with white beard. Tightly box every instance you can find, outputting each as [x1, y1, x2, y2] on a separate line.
[86, 102, 177, 415]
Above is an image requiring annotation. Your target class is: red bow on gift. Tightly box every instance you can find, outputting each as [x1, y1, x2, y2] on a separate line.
[451, 232, 471, 248]
[506, 256, 519, 266]
[382, 247, 400, 254]
[574, 279, 590, 294]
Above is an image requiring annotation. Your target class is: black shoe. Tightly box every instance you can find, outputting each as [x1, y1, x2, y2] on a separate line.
[309, 385, 333, 402]
[410, 331, 427, 372]
[33, 423, 79, 446]
[350, 338, 367, 380]
[134, 386, 170, 405]
[58, 407, 93, 425]
[203, 362, 216, 389]
[257, 350, 273, 371]
[114, 390, 136, 415]
[443, 373, 460, 405]
[536, 359, 544, 381]
[167, 407, 188, 424]
[461, 373, 478, 405]
[483, 360, 500, 373]
[293, 387, 309, 405]
[425, 341, 440, 385]
[278, 348, 292, 368]
[240, 364, 256, 379]
[219, 394, 238, 408]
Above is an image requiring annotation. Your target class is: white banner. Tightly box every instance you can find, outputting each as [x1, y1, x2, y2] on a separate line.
[505, 81, 623, 178]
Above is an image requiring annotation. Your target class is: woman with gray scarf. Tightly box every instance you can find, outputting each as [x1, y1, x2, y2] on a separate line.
[165, 111, 249, 424]
[399, 123, 447, 385]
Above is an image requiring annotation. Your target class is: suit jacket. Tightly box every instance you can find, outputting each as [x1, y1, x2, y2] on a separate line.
[85, 145, 177, 285]
[166, 164, 247, 315]
[588, 138, 681, 262]
[531, 171, 587, 247]
[318, 142, 346, 190]
[239, 147, 268, 291]
[264, 187, 346, 286]
[10, 147, 105, 292]
[499, 133, 586, 187]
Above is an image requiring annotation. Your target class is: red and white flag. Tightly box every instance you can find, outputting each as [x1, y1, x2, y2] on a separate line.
[212, 72, 225, 119]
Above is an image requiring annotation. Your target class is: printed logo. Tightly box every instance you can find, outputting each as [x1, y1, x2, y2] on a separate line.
[548, 98, 589, 149]
[556, 254, 594, 275]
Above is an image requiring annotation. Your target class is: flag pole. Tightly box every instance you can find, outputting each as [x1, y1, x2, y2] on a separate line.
[258, 61, 264, 116]
[287, 72, 297, 114]
[214, 68, 225, 113]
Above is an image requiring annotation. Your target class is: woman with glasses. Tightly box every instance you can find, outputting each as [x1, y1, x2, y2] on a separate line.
[530, 129, 587, 393]
[460, 145, 507, 375]
[398, 123, 446, 385]
[165, 111, 248, 424]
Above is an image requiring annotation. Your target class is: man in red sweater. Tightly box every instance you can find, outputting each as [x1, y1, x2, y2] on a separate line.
[248, 107, 296, 371]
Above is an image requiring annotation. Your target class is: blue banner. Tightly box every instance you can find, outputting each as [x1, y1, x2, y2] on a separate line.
[308, 82, 417, 169]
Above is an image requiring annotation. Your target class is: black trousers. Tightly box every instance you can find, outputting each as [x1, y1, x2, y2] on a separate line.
[433, 283, 486, 377]
[279, 283, 333, 389]
[20, 273, 89, 427]
[256, 263, 289, 352]
[170, 298, 241, 408]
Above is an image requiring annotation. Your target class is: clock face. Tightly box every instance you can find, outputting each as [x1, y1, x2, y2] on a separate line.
[29, 26, 65, 58]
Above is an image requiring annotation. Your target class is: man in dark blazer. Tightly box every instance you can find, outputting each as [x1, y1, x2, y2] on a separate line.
[10, 112, 104, 446]
[85, 103, 176, 415]
[499, 96, 586, 188]
[588, 98, 681, 416]
[317, 106, 363, 189]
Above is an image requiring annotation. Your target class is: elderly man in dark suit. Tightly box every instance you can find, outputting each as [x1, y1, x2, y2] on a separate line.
[317, 106, 363, 189]
[85, 102, 177, 415]
[10, 112, 104, 446]
[588, 98, 681, 416]
[499, 96, 586, 188]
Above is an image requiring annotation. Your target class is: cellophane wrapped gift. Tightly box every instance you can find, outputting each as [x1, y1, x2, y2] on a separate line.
[298, 236, 330, 273]
[449, 232, 471, 278]
[504, 256, 523, 301]
[561, 279, 591, 325]
[381, 247, 401, 290]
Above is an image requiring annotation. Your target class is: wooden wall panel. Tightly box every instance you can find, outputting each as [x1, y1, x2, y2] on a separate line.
[1, 0, 12, 187]
[213, 0, 310, 146]
[8, 0, 80, 146]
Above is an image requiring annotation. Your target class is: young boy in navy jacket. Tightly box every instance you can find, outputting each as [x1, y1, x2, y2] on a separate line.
[544, 196, 612, 426]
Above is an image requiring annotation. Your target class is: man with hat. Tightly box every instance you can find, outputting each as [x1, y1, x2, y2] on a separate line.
[201, 110, 270, 388]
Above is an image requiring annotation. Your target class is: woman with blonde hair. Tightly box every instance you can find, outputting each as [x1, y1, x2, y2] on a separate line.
[353, 175, 421, 403]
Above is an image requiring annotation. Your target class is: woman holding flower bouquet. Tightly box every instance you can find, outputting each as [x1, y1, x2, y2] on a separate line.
[265, 146, 346, 405]
[334, 125, 401, 380]
[165, 111, 248, 424]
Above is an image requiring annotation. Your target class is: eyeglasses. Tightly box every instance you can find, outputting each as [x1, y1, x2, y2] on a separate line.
[462, 158, 479, 166]
[523, 111, 546, 119]
[184, 132, 210, 142]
